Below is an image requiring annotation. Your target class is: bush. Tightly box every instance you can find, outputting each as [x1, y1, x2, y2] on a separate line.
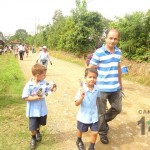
[0, 45, 4, 49]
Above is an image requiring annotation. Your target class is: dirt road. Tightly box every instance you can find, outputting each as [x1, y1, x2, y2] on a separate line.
[19, 52, 150, 150]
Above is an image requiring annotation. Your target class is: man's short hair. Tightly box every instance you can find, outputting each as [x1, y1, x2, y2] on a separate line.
[105, 28, 120, 38]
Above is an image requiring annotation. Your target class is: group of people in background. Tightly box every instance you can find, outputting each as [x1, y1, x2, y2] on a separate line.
[1, 43, 53, 69]
[21, 28, 123, 150]
[1, 44, 30, 59]
[16, 44, 33, 60]
[15, 44, 52, 69]
[0, 42, 54, 72]
[0, 45, 13, 54]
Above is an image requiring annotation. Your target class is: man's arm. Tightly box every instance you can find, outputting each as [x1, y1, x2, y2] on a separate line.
[118, 62, 122, 90]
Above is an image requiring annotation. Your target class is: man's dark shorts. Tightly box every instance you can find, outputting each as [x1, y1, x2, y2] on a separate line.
[77, 121, 98, 132]
[29, 115, 47, 131]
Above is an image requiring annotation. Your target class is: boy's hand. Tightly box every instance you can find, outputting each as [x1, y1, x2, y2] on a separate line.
[79, 79, 83, 87]
[37, 95, 43, 100]
[51, 83, 57, 92]
[80, 88, 85, 98]
[78, 79, 85, 98]
[37, 88, 43, 96]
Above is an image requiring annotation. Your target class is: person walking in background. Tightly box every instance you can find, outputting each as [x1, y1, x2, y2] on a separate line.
[85, 44, 102, 67]
[38, 46, 43, 52]
[18, 43, 24, 60]
[22, 64, 57, 150]
[75, 68, 100, 150]
[31, 45, 35, 53]
[14, 45, 18, 58]
[37, 46, 52, 68]
[25, 45, 29, 57]
[89, 28, 122, 144]
[22, 44, 26, 56]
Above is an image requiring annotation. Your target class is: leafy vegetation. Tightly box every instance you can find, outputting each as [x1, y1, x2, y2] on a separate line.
[7, 0, 108, 56]
[110, 10, 150, 62]
[9, 29, 28, 44]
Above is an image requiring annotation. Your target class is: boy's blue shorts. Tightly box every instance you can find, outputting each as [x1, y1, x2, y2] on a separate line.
[77, 121, 98, 132]
[29, 115, 47, 131]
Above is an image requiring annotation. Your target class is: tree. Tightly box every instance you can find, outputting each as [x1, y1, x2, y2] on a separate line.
[29, 0, 109, 56]
[109, 10, 150, 62]
[14, 29, 28, 43]
[64, 0, 104, 55]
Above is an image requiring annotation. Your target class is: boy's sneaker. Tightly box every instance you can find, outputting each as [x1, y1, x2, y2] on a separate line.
[76, 140, 85, 150]
[30, 138, 36, 150]
[36, 132, 42, 142]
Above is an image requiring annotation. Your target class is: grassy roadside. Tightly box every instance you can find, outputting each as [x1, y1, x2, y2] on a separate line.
[49, 50, 85, 66]
[49, 50, 150, 86]
[0, 54, 57, 150]
[0, 54, 29, 150]
[120, 58, 150, 86]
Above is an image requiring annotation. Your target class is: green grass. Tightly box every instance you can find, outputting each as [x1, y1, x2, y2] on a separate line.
[0, 54, 57, 150]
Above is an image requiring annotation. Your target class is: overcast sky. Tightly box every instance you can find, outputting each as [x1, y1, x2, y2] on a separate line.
[0, 0, 149, 35]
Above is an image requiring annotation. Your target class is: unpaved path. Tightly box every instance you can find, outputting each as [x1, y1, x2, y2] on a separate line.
[19, 52, 150, 150]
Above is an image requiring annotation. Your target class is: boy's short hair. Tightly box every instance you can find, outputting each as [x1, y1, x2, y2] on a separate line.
[32, 64, 47, 76]
[85, 68, 98, 77]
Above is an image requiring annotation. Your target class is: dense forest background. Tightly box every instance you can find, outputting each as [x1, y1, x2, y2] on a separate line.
[8, 0, 150, 62]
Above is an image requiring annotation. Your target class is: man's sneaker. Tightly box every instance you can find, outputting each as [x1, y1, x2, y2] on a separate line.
[76, 140, 85, 150]
[88, 148, 95, 150]
[30, 138, 36, 150]
[100, 134, 109, 144]
[36, 132, 42, 142]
